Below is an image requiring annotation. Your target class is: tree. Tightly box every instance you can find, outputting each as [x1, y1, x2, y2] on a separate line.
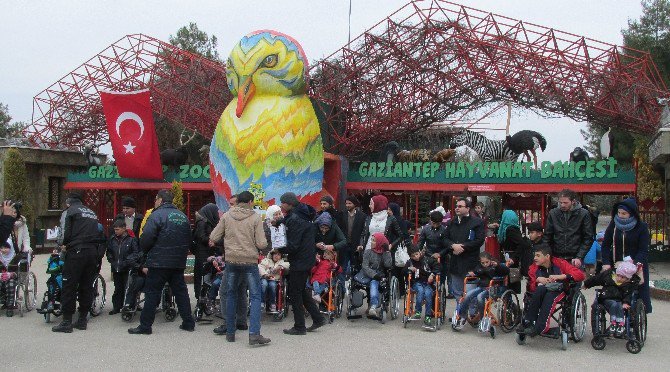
[171, 180, 185, 211]
[579, 126, 636, 165]
[169, 22, 222, 63]
[634, 137, 665, 200]
[0, 103, 26, 138]
[3, 148, 34, 229]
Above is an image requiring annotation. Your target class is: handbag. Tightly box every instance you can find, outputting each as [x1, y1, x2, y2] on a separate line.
[508, 267, 521, 284]
[354, 271, 372, 285]
[394, 241, 410, 267]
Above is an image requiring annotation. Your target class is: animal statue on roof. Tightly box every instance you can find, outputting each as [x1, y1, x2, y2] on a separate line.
[505, 130, 547, 169]
[448, 129, 518, 162]
[569, 147, 590, 163]
[209, 30, 324, 211]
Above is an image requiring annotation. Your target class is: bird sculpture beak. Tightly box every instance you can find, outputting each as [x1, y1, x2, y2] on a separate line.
[236, 77, 256, 118]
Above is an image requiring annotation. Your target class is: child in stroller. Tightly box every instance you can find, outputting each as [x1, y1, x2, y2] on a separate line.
[37, 249, 65, 322]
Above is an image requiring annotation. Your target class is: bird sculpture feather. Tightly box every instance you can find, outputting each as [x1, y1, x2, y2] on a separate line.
[210, 30, 324, 211]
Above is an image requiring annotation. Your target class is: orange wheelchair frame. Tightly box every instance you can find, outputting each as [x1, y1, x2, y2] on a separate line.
[401, 257, 446, 331]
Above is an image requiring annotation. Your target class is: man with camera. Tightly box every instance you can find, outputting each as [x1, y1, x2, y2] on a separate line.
[52, 192, 103, 333]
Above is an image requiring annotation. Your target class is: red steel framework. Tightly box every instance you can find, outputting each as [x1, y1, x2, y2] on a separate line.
[26, 34, 230, 149]
[26, 1, 668, 156]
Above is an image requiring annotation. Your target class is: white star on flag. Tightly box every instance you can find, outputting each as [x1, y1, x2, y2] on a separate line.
[123, 141, 136, 154]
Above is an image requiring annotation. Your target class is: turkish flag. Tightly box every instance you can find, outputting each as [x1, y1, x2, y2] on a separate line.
[100, 89, 163, 180]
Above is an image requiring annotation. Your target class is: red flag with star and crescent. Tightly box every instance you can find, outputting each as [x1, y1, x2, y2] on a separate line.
[100, 89, 163, 180]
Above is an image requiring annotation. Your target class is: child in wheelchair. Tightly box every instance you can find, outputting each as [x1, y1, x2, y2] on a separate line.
[517, 245, 585, 337]
[310, 249, 340, 303]
[205, 254, 224, 304]
[453, 251, 509, 330]
[404, 245, 439, 326]
[37, 249, 65, 319]
[259, 249, 289, 312]
[584, 257, 640, 337]
[0, 241, 20, 316]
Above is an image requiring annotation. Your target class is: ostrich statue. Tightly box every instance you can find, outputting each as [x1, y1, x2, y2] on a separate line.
[505, 130, 547, 169]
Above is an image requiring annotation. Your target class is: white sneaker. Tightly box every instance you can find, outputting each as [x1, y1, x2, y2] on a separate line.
[270, 304, 277, 312]
[368, 306, 378, 318]
[312, 293, 321, 303]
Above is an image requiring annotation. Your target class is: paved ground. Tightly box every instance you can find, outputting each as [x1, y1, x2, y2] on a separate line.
[1, 254, 669, 371]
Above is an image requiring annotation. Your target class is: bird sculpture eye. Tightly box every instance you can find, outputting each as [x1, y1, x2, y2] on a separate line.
[262, 54, 278, 68]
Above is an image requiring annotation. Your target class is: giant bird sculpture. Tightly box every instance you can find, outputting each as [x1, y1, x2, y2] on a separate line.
[599, 127, 613, 158]
[210, 30, 324, 211]
[505, 130, 547, 169]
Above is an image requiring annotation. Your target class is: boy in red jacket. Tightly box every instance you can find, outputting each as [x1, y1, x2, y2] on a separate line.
[310, 250, 340, 302]
[517, 245, 585, 337]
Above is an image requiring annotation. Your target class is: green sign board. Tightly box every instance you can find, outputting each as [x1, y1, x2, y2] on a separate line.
[348, 158, 635, 184]
[68, 165, 211, 183]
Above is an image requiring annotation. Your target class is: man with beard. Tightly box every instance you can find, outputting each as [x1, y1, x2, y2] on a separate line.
[543, 189, 593, 268]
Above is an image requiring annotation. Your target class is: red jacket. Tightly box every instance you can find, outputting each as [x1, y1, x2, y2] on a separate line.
[527, 257, 585, 292]
[310, 258, 340, 284]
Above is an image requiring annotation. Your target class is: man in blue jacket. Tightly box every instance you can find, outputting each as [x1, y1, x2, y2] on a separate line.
[128, 189, 195, 334]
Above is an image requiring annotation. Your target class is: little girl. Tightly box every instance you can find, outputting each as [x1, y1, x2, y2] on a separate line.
[584, 257, 640, 337]
[310, 249, 339, 302]
[258, 249, 290, 312]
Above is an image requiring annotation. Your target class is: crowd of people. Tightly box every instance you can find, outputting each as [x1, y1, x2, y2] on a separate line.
[0, 186, 654, 349]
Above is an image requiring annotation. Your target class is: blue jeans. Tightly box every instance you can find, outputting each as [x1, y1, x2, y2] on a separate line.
[603, 299, 625, 322]
[207, 276, 221, 301]
[370, 280, 380, 306]
[459, 286, 488, 317]
[451, 274, 465, 306]
[225, 264, 262, 336]
[312, 281, 329, 296]
[261, 278, 278, 305]
[413, 282, 434, 316]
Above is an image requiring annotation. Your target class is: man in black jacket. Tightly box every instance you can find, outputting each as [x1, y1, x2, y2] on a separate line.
[113, 196, 143, 238]
[444, 198, 485, 300]
[278, 192, 326, 335]
[543, 189, 594, 267]
[53, 192, 103, 333]
[417, 210, 449, 288]
[342, 195, 366, 276]
[317, 195, 346, 233]
[128, 189, 195, 335]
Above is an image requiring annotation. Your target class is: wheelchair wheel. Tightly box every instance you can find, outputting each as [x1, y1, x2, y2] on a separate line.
[121, 310, 134, 322]
[626, 340, 642, 354]
[590, 304, 607, 338]
[632, 301, 647, 347]
[500, 290, 520, 333]
[26, 272, 37, 311]
[570, 291, 587, 342]
[45, 311, 51, 323]
[194, 306, 203, 322]
[437, 284, 447, 330]
[380, 307, 387, 324]
[389, 276, 400, 320]
[403, 315, 409, 328]
[335, 283, 344, 318]
[165, 308, 177, 322]
[90, 274, 106, 317]
[591, 336, 606, 350]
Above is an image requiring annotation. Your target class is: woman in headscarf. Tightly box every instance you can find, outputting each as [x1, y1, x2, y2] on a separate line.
[601, 198, 652, 313]
[193, 203, 220, 300]
[358, 195, 403, 254]
[497, 209, 530, 293]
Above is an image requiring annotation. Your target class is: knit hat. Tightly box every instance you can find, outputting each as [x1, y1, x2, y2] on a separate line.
[265, 205, 282, 221]
[345, 195, 360, 206]
[616, 260, 638, 279]
[371, 232, 389, 253]
[315, 211, 332, 226]
[320, 195, 334, 205]
[527, 222, 543, 232]
[617, 204, 633, 215]
[280, 192, 300, 207]
[121, 197, 136, 208]
[371, 195, 389, 213]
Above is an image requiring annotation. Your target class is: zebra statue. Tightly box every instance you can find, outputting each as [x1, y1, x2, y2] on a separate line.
[448, 129, 519, 162]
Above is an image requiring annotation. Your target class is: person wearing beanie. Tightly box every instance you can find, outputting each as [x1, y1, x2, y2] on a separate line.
[112, 196, 144, 238]
[315, 212, 347, 259]
[358, 194, 402, 255]
[342, 195, 366, 284]
[601, 197, 652, 313]
[317, 195, 346, 238]
[584, 257, 641, 337]
[276, 192, 325, 335]
[404, 243, 440, 326]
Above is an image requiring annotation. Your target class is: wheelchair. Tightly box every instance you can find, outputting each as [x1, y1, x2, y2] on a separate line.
[265, 268, 289, 322]
[590, 289, 647, 354]
[316, 266, 344, 324]
[89, 273, 107, 317]
[516, 281, 587, 350]
[2, 252, 37, 317]
[194, 264, 218, 323]
[346, 268, 400, 324]
[451, 276, 520, 338]
[121, 269, 145, 322]
[401, 260, 447, 331]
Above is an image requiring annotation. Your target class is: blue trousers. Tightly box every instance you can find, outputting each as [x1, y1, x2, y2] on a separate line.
[224, 264, 262, 336]
[413, 281, 434, 316]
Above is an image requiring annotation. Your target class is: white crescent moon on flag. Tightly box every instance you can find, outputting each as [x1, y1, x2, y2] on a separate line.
[115, 111, 145, 139]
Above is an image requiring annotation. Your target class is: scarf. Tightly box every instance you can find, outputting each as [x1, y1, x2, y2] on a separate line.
[497, 210, 520, 243]
[366, 211, 388, 250]
[614, 215, 637, 232]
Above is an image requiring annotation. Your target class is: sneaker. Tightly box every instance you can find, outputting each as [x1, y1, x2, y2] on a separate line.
[615, 323, 625, 338]
[368, 306, 378, 318]
[127, 326, 152, 335]
[412, 312, 422, 320]
[270, 304, 277, 312]
[608, 322, 617, 335]
[52, 320, 73, 333]
[213, 325, 227, 335]
[424, 316, 433, 326]
[312, 293, 321, 303]
[249, 334, 271, 346]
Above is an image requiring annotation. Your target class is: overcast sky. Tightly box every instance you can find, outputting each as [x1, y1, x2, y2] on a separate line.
[1, 0, 645, 162]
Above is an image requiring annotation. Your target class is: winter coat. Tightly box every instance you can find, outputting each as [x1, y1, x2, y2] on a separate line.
[471, 263, 510, 288]
[417, 224, 448, 256]
[310, 258, 339, 284]
[193, 215, 216, 261]
[360, 214, 403, 251]
[112, 212, 144, 239]
[58, 199, 103, 249]
[264, 222, 286, 254]
[584, 269, 640, 305]
[361, 249, 392, 280]
[500, 226, 531, 273]
[258, 256, 289, 279]
[444, 215, 485, 276]
[315, 222, 347, 253]
[543, 202, 594, 260]
[278, 203, 317, 271]
[0, 215, 14, 250]
[106, 233, 140, 273]
[601, 198, 651, 312]
[12, 216, 30, 252]
[404, 256, 440, 283]
[316, 207, 346, 234]
[343, 209, 367, 249]
[527, 257, 585, 292]
[140, 202, 191, 269]
[210, 204, 267, 265]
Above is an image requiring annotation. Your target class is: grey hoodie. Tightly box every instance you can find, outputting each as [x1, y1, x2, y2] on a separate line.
[210, 205, 268, 265]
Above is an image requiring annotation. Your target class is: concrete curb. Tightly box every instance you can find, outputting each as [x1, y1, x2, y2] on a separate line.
[650, 287, 670, 302]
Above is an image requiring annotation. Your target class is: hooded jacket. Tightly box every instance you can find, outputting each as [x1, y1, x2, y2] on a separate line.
[361, 233, 393, 279]
[276, 203, 316, 271]
[193, 204, 220, 260]
[258, 256, 289, 278]
[543, 201, 594, 260]
[210, 204, 267, 265]
[140, 202, 191, 269]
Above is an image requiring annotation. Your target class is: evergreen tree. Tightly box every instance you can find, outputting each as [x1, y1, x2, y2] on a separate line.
[3, 148, 34, 228]
[171, 180, 185, 211]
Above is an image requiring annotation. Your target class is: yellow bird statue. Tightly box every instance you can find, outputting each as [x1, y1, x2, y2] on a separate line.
[210, 30, 324, 210]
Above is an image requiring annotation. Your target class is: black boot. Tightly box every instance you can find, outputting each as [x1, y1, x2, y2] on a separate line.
[52, 315, 73, 333]
[74, 313, 88, 330]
